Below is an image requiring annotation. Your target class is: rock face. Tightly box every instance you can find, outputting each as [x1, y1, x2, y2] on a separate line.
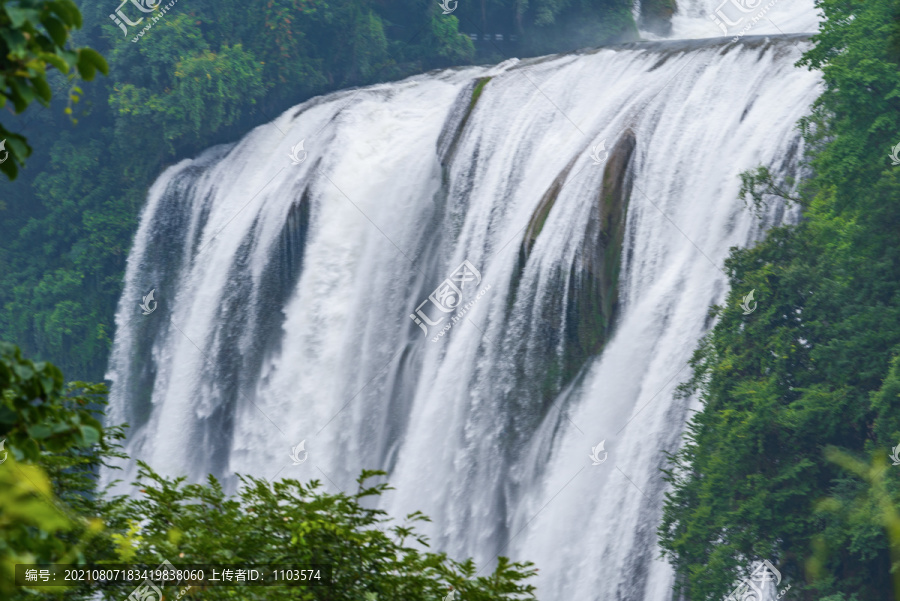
[517, 129, 637, 397]
[521, 160, 578, 259]
[639, 0, 677, 37]
[573, 129, 636, 371]
[437, 77, 492, 168]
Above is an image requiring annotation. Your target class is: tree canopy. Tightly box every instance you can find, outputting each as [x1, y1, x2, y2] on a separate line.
[659, 0, 900, 599]
[0, 0, 108, 179]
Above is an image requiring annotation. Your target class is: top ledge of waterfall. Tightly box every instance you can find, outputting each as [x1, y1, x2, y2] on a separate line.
[552, 32, 814, 58]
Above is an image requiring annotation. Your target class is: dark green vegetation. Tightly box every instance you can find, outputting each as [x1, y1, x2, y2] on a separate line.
[0, 0, 636, 382]
[659, 0, 900, 599]
[481, 0, 638, 57]
[0, 342, 538, 599]
[0, 341, 121, 594]
[638, 0, 675, 36]
[0, 0, 108, 179]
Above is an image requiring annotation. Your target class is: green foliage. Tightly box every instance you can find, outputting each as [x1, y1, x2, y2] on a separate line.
[0, 342, 122, 598]
[111, 32, 266, 152]
[0, 341, 105, 460]
[0, 459, 87, 597]
[0, 133, 126, 379]
[812, 449, 900, 599]
[0, 345, 538, 599]
[797, 0, 900, 206]
[511, 0, 636, 55]
[659, 0, 900, 599]
[424, 12, 474, 65]
[738, 165, 803, 216]
[97, 466, 537, 600]
[0, 0, 108, 179]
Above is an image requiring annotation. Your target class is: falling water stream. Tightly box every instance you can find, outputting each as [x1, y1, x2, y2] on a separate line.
[104, 2, 823, 598]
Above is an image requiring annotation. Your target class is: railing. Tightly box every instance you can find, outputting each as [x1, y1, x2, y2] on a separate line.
[465, 33, 518, 42]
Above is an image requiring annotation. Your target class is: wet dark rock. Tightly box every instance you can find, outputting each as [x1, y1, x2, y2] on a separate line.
[567, 129, 636, 374]
[640, 0, 677, 37]
[514, 129, 637, 401]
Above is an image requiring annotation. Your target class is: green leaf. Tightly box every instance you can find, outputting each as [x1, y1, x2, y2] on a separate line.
[78, 48, 109, 77]
[60, 0, 82, 28]
[79, 425, 100, 445]
[41, 15, 68, 47]
[76, 58, 96, 81]
[0, 406, 17, 425]
[12, 359, 34, 381]
[4, 6, 41, 28]
[0, 28, 27, 55]
[6, 136, 30, 159]
[27, 424, 52, 439]
[39, 52, 69, 73]
[48, 0, 78, 27]
[32, 76, 52, 103]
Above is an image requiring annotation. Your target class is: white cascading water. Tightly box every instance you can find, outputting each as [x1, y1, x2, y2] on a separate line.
[104, 2, 823, 598]
[664, 0, 819, 40]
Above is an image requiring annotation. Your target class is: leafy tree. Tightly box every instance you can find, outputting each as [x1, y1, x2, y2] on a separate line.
[0, 0, 108, 179]
[811, 448, 900, 600]
[659, 0, 900, 599]
[97, 466, 537, 600]
[515, 0, 636, 55]
[0, 342, 120, 597]
[109, 19, 266, 154]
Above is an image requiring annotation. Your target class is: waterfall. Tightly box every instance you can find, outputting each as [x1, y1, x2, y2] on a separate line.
[104, 27, 822, 601]
[664, 0, 820, 40]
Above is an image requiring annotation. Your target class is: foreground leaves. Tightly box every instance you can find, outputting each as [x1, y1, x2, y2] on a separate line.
[98, 465, 538, 600]
[0, 0, 108, 179]
[659, 0, 900, 599]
